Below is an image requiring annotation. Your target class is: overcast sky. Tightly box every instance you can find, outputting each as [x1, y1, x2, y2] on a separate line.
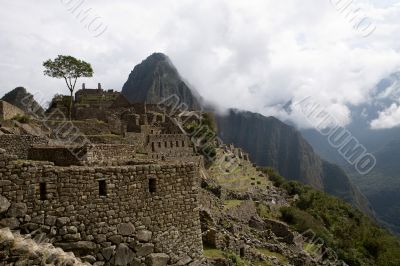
[1, 0, 400, 129]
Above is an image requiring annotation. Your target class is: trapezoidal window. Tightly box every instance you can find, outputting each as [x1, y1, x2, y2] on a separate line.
[149, 178, 157, 193]
[39, 182, 47, 200]
[99, 180, 107, 196]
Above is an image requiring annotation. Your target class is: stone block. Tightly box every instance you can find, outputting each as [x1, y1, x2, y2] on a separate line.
[6, 203, 27, 218]
[146, 253, 170, 266]
[118, 222, 135, 236]
[136, 230, 152, 243]
[136, 243, 154, 257]
[0, 217, 20, 229]
[56, 217, 70, 227]
[0, 197, 11, 215]
[102, 245, 116, 261]
[114, 243, 136, 266]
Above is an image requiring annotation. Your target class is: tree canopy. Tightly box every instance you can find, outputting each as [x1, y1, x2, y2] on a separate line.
[43, 55, 93, 93]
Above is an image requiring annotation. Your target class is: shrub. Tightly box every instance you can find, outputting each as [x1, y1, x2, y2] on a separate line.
[12, 114, 31, 124]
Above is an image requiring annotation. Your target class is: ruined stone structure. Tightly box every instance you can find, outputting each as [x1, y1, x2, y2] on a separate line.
[0, 134, 48, 159]
[28, 144, 137, 166]
[0, 149, 203, 264]
[0, 84, 208, 265]
[0, 100, 25, 121]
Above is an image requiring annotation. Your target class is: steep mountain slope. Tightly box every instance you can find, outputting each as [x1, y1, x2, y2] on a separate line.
[215, 109, 373, 216]
[216, 110, 324, 190]
[122, 53, 201, 109]
[1, 87, 44, 116]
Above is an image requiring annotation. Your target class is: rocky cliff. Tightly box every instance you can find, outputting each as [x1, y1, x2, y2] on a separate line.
[122, 53, 201, 110]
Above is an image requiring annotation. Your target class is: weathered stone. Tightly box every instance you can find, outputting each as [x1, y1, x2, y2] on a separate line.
[102, 245, 116, 261]
[136, 243, 154, 257]
[45, 215, 57, 226]
[136, 230, 152, 243]
[176, 255, 192, 266]
[146, 253, 170, 266]
[31, 214, 44, 224]
[95, 234, 107, 243]
[63, 233, 81, 242]
[129, 257, 142, 266]
[6, 203, 27, 218]
[55, 241, 97, 252]
[0, 227, 14, 248]
[0, 196, 11, 215]
[56, 217, 70, 227]
[0, 217, 20, 229]
[82, 255, 97, 263]
[118, 222, 135, 236]
[109, 235, 123, 245]
[114, 243, 136, 266]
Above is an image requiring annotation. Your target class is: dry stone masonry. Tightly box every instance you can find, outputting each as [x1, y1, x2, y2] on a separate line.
[0, 148, 203, 265]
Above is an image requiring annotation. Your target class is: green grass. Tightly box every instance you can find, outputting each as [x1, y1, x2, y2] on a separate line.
[224, 200, 243, 209]
[257, 248, 288, 265]
[203, 248, 226, 259]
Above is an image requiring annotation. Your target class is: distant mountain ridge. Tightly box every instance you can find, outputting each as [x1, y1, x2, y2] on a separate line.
[299, 72, 400, 234]
[120, 53, 373, 216]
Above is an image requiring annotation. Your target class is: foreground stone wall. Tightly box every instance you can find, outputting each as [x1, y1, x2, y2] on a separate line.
[0, 134, 48, 159]
[0, 150, 203, 265]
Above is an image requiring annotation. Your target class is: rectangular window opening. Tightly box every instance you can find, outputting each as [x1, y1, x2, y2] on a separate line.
[99, 180, 107, 196]
[149, 178, 157, 193]
[39, 182, 47, 200]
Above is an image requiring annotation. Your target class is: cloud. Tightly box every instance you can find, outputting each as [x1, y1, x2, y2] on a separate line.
[370, 103, 400, 129]
[1, 0, 400, 128]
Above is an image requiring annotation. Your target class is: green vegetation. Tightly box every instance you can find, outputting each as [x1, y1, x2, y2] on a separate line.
[203, 247, 225, 259]
[203, 247, 248, 266]
[258, 167, 400, 266]
[257, 248, 288, 265]
[12, 114, 31, 124]
[43, 55, 93, 120]
[224, 200, 243, 209]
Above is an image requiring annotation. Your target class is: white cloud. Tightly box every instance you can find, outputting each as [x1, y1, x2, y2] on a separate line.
[370, 103, 400, 129]
[0, 0, 400, 128]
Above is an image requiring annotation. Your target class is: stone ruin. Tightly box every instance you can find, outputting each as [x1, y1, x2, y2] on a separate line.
[0, 85, 209, 265]
[0, 148, 203, 265]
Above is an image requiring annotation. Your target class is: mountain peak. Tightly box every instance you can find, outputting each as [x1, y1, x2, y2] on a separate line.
[121, 53, 201, 110]
[1, 87, 44, 116]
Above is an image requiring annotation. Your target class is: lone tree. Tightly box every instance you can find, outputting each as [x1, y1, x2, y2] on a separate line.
[43, 55, 93, 120]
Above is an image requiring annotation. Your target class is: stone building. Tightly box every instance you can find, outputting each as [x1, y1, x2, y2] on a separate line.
[0, 148, 203, 265]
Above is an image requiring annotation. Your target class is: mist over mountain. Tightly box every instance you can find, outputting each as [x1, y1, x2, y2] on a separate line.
[297, 72, 400, 234]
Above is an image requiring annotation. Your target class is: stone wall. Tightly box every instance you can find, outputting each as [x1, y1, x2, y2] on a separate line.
[0, 134, 48, 159]
[85, 144, 136, 165]
[28, 144, 136, 166]
[147, 134, 192, 155]
[0, 100, 25, 121]
[0, 150, 203, 265]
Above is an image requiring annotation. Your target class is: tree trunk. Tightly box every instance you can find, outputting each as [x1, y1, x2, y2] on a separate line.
[69, 90, 73, 121]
